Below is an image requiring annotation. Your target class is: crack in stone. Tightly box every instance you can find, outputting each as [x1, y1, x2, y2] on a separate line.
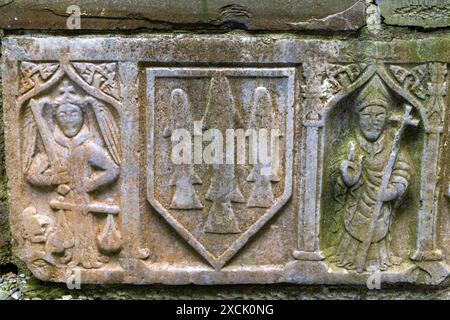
[288, 0, 366, 30]
[0, 0, 14, 9]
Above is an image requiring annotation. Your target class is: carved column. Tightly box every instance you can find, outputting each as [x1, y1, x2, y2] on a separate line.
[293, 60, 325, 260]
[412, 62, 447, 262]
[293, 123, 325, 260]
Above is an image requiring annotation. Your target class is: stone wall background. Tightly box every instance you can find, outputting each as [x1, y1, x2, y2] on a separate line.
[0, 0, 449, 299]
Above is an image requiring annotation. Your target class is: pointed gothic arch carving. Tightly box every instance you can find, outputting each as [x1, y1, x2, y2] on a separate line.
[295, 62, 446, 278]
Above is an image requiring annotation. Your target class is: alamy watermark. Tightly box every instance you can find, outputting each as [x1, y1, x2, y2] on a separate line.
[66, 5, 81, 30]
[66, 268, 81, 290]
[170, 121, 281, 175]
[366, 266, 381, 290]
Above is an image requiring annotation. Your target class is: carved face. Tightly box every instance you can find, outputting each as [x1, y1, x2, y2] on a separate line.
[358, 105, 387, 142]
[56, 103, 84, 138]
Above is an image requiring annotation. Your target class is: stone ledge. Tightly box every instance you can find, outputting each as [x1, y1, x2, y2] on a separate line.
[0, 0, 366, 31]
[377, 0, 450, 29]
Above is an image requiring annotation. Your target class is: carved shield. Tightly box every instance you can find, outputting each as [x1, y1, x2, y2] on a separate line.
[146, 68, 294, 269]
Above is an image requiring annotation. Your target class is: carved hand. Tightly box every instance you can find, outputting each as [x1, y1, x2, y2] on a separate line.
[83, 96, 97, 107]
[51, 171, 70, 185]
[83, 177, 97, 193]
[50, 161, 70, 185]
[340, 142, 363, 187]
[379, 185, 400, 202]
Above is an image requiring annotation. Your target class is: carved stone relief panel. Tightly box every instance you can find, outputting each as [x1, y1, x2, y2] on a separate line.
[11, 60, 124, 282]
[322, 73, 421, 273]
[2, 36, 449, 285]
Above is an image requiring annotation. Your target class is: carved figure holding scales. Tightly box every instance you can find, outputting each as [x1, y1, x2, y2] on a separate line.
[23, 80, 122, 270]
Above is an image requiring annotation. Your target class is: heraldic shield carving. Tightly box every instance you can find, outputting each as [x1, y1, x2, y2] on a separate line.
[146, 68, 294, 270]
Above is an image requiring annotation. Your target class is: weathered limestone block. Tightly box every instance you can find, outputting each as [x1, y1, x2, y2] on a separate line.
[377, 0, 450, 29]
[1, 35, 449, 285]
[0, 0, 366, 31]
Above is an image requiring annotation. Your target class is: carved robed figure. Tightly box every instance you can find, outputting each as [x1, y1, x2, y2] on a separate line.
[331, 75, 413, 272]
[22, 80, 122, 270]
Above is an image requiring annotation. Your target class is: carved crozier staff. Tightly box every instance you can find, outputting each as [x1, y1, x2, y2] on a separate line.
[355, 104, 419, 272]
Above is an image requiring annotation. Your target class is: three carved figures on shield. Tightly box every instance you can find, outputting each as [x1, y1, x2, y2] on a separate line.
[164, 77, 280, 235]
[22, 80, 122, 272]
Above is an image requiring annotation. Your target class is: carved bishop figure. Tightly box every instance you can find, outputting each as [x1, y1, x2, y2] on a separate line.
[23, 80, 122, 269]
[331, 75, 414, 272]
